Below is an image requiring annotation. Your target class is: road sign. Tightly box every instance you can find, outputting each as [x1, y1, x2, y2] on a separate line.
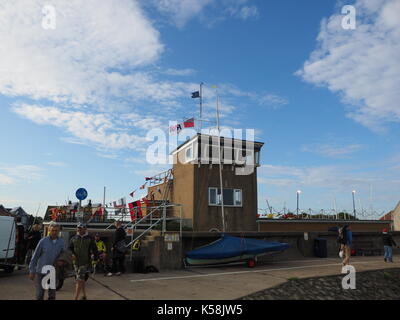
[75, 188, 88, 201]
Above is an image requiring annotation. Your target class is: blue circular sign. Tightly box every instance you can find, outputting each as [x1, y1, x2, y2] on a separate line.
[75, 188, 88, 201]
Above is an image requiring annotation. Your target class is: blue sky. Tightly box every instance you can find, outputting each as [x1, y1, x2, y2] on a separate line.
[0, 0, 399, 218]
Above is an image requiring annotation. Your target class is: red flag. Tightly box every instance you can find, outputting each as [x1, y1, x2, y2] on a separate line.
[140, 184, 145, 190]
[183, 118, 195, 128]
[128, 202, 135, 222]
[129, 190, 135, 197]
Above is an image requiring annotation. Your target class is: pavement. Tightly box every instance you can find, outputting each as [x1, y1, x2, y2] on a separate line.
[0, 256, 399, 300]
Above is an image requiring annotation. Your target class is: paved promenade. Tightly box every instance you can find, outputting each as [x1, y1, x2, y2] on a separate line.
[0, 256, 398, 300]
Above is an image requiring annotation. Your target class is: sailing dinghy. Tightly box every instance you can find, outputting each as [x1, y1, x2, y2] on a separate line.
[185, 234, 290, 267]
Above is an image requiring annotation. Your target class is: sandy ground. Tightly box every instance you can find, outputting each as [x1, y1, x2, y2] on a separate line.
[0, 256, 398, 300]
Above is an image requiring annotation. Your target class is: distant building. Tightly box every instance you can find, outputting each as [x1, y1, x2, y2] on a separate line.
[380, 201, 400, 231]
[0, 205, 11, 216]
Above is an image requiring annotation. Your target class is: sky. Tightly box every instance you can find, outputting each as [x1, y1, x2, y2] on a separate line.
[0, 0, 399, 218]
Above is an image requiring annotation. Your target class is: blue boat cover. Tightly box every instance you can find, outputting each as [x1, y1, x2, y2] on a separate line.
[186, 234, 290, 260]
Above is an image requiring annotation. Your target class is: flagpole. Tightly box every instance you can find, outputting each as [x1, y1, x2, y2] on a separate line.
[199, 82, 203, 132]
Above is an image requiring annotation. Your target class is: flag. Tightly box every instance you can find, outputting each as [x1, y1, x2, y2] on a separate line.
[183, 118, 195, 128]
[129, 190, 136, 197]
[191, 91, 200, 98]
[145, 177, 152, 181]
[169, 123, 183, 135]
[142, 197, 149, 207]
[140, 184, 145, 190]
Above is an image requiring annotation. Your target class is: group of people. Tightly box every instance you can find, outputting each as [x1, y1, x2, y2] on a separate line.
[336, 225, 398, 266]
[28, 220, 127, 300]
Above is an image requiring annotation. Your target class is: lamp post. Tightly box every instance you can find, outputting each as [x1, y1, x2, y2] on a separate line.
[296, 190, 301, 217]
[352, 190, 356, 220]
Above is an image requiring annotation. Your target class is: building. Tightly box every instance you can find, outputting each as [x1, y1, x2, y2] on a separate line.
[380, 201, 400, 231]
[148, 133, 264, 232]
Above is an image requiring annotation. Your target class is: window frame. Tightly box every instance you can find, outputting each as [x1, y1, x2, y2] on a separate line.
[208, 187, 243, 207]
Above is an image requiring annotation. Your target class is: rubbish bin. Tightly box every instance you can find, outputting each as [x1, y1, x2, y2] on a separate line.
[314, 238, 327, 258]
[131, 256, 145, 273]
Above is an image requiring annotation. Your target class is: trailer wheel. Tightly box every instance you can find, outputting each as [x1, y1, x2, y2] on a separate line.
[247, 259, 256, 268]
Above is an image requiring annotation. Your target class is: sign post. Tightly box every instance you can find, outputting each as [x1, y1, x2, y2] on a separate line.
[75, 188, 88, 222]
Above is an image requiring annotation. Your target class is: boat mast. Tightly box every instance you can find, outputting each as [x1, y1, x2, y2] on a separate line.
[215, 87, 225, 232]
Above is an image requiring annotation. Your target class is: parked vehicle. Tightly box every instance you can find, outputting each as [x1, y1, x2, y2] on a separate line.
[0, 215, 17, 273]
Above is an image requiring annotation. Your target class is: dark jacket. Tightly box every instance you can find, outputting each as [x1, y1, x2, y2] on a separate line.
[69, 234, 98, 266]
[27, 230, 41, 250]
[113, 227, 126, 247]
[382, 233, 396, 247]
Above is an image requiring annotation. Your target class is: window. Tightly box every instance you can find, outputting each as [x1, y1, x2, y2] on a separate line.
[208, 188, 242, 207]
[185, 145, 194, 162]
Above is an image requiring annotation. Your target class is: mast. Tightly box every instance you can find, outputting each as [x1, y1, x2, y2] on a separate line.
[199, 82, 203, 132]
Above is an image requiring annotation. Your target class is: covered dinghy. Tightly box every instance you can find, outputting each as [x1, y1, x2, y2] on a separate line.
[185, 234, 290, 266]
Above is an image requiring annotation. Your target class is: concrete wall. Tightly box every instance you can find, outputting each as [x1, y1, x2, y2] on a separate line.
[258, 220, 392, 233]
[133, 231, 400, 271]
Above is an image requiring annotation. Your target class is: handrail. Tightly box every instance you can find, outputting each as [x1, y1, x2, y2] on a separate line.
[125, 218, 163, 247]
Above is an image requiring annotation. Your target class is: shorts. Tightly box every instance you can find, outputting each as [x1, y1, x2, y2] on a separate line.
[74, 265, 89, 281]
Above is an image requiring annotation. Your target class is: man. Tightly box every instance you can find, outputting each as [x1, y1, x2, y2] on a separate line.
[382, 228, 398, 262]
[69, 223, 98, 300]
[340, 225, 352, 266]
[28, 222, 64, 300]
[15, 217, 27, 265]
[107, 221, 126, 276]
[93, 233, 108, 274]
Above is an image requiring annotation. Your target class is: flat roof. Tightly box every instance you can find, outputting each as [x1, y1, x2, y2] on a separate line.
[171, 133, 265, 155]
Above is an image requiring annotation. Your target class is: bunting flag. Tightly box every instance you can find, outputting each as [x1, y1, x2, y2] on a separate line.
[128, 202, 135, 222]
[129, 189, 137, 197]
[145, 177, 152, 181]
[140, 184, 146, 190]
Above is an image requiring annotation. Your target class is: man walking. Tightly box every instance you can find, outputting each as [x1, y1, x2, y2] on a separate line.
[382, 228, 398, 262]
[28, 222, 64, 300]
[107, 221, 127, 276]
[69, 223, 98, 300]
[337, 225, 352, 266]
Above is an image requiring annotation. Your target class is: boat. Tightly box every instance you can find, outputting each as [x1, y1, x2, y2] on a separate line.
[184, 234, 290, 267]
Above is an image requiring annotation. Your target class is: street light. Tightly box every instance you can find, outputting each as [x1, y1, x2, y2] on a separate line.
[297, 190, 301, 217]
[352, 190, 356, 220]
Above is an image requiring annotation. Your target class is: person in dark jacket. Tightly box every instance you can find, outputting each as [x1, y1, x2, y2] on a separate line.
[25, 224, 42, 265]
[69, 223, 98, 300]
[107, 221, 126, 276]
[15, 217, 27, 265]
[382, 228, 398, 262]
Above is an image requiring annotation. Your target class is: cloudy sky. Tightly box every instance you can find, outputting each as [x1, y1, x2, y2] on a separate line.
[0, 0, 399, 218]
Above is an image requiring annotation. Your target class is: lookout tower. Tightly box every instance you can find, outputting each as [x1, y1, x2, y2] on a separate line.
[149, 133, 264, 232]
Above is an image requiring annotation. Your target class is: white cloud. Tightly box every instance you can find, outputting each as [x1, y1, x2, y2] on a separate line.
[0, 0, 163, 106]
[296, 0, 400, 131]
[12, 104, 148, 151]
[0, 164, 43, 185]
[301, 143, 364, 158]
[47, 161, 68, 167]
[237, 6, 259, 20]
[163, 68, 196, 76]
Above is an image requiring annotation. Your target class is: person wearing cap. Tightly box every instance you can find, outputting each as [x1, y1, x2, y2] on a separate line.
[69, 223, 98, 300]
[93, 233, 108, 274]
[382, 228, 398, 262]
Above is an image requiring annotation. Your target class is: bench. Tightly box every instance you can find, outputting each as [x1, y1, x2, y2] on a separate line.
[351, 241, 382, 256]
